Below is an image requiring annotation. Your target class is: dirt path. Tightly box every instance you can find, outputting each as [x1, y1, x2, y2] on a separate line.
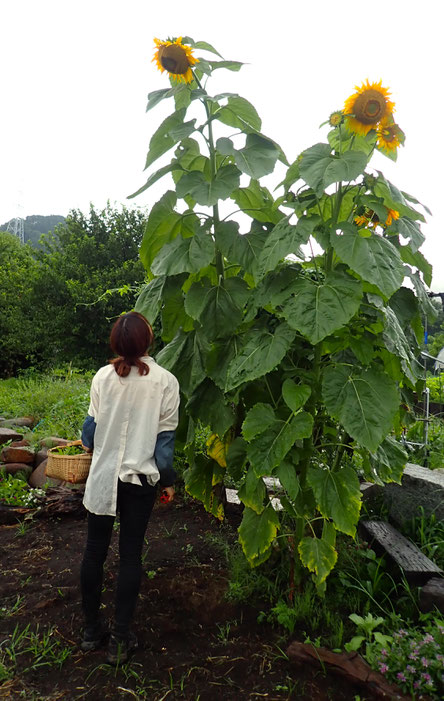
[0, 492, 375, 700]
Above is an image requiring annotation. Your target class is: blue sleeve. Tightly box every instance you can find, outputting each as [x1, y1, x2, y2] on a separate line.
[154, 430, 177, 487]
[81, 415, 96, 450]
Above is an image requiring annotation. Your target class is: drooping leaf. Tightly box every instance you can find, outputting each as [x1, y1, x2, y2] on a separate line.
[366, 436, 408, 485]
[238, 505, 280, 567]
[140, 191, 180, 271]
[156, 329, 208, 396]
[160, 275, 194, 342]
[298, 533, 338, 584]
[226, 436, 248, 482]
[188, 277, 250, 341]
[215, 220, 269, 282]
[398, 245, 432, 287]
[382, 307, 421, 385]
[242, 403, 276, 441]
[134, 276, 166, 324]
[307, 465, 361, 536]
[395, 218, 425, 252]
[146, 87, 173, 112]
[322, 365, 399, 451]
[282, 380, 311, 413]
[248, 414, 313, 477]
[184, 453, 224, 521]
[128, 162, 182, 199]
[332, 223, 404, 299]
[233, 134, 280, 179]
[282, 271, 363, 344]
[275, 461, 300, 501]
[144, 109, 187, 170]
[186, 378, 235, 436]
[238, 468, 267, 514]
[373, 172, 425, 222]
[206, 335, 240, 390]
[225, 321, 296, 391]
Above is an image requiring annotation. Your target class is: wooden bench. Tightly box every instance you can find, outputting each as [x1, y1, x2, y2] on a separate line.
[360, 519, 443, 585]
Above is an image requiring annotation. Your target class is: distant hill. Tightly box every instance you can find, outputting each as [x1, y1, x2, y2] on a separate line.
[1, 214, 65, 247]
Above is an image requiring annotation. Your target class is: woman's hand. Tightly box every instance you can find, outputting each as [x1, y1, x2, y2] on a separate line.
[160, 486, 175, 503]
[82, 444, 92, 453]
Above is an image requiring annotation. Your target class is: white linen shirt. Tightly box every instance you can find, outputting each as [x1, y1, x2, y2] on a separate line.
[83, 356, 180, 516]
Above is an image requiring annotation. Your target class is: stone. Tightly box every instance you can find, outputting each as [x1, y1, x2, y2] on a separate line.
[39, 437, 71, 448]
[0, 417, 34, 429]
[28, 459, 62, 488]
[34, 448, 48, 468]
[383, 463, 444, 524]
[360, 481, 382, 500]
[0, 428, 23, 445]
[1, 463, 33, 479]
[0, 445, 35, 465]
[420, 577, 444, 613]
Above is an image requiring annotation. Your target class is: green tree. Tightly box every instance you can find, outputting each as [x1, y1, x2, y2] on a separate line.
[0, 231, 39, 377]
[29, 204, 147, 369]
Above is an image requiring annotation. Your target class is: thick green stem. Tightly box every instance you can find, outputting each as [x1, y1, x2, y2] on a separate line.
[299, 343, 322, 486]
[195, 75, 224, 281]
[325, 183, 343, 274]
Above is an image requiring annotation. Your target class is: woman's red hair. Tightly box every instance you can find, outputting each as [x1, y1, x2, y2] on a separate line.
[109, 312, 154, 377]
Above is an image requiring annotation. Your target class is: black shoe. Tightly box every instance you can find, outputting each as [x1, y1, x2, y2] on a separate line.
[80, 622, 108, 652]
[107, 631, 138, 665]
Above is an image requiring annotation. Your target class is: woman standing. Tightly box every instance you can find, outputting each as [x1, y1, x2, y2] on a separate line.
[79, 311, 180, 664]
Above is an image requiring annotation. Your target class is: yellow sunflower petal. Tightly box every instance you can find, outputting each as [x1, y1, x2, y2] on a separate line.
[152, 36, 198, 84]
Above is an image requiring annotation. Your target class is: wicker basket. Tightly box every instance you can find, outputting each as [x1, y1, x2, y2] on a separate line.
[45, 440, 92, 484]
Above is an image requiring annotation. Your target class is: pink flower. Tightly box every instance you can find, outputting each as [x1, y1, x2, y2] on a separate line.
[379, 663, 389, 674]
[397, 672, 406, 682]
[421, 657, 430, 667]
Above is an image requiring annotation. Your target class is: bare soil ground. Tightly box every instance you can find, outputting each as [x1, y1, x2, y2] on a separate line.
[0, 491, 376, 700]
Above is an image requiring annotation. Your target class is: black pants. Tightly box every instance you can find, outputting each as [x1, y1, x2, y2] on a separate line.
[80, 477, 157, 638]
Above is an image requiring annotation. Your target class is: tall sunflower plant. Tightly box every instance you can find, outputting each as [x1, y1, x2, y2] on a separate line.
[131, 38, 435, 592]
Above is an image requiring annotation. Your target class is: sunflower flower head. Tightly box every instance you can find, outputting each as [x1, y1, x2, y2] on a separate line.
[377, 116, 405, 154]
[344, 80, 395, 136]
[385, 209, 400, 227]
[152, 37, 198, 83]
[354, 215, 370, 227]
[329, 111, 344, 127]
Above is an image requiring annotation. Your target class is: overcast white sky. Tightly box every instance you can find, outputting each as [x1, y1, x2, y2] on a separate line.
[2, 0, 443, 289]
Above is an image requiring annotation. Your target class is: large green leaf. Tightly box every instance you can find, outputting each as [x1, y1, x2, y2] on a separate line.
[225, 321, 296, 391]
[238, 505, 280, 567]
[322, 365, 399, 451]
[140, 191, 180, 271]
[146, 88, 173, 112]
[282, 271, 363, 344]
[151, 230, 214, 276]
[248, 413, 313, 477]
[176, 165, 240, 205]
[186, 378, 235, 436]
[366, 436, 407, 485]
[216, 96, 262, 132]
[395, 218, 425, 252]
[275, 461, 300, 501]
[373, 173, 425, 222]
[299, 143, 368, 195]
[226, 437, 248, 482]
[184, 454, 224, 520]
[238, 468, 267, 514]
[382, 307, 420, 385]
[231, 180, 282, 224]
[258, 215, 320, 279]
[134, 276, 166, 324]
[144, 109, 186, 170]
[307, 465, 361, 536]
[282, 380, 311, 413]
[398, 244, 432, 287]
[217, 134, 279, 179]
[298, 533, 338, 584]
[156, 329, 207, 396]
[242, 403, 276, 441]
[161, 276, 194, 342]
[186, 277, 249, 341]
[332, 223, 404, 299]
[215, 220, 268, 282]
[407, 270, 438, 322]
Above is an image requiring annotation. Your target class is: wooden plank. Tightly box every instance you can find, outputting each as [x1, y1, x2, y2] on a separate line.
[360, 520, 442, 585]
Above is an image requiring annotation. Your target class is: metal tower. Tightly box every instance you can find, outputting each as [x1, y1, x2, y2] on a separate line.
[6, 216, 25, 244]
